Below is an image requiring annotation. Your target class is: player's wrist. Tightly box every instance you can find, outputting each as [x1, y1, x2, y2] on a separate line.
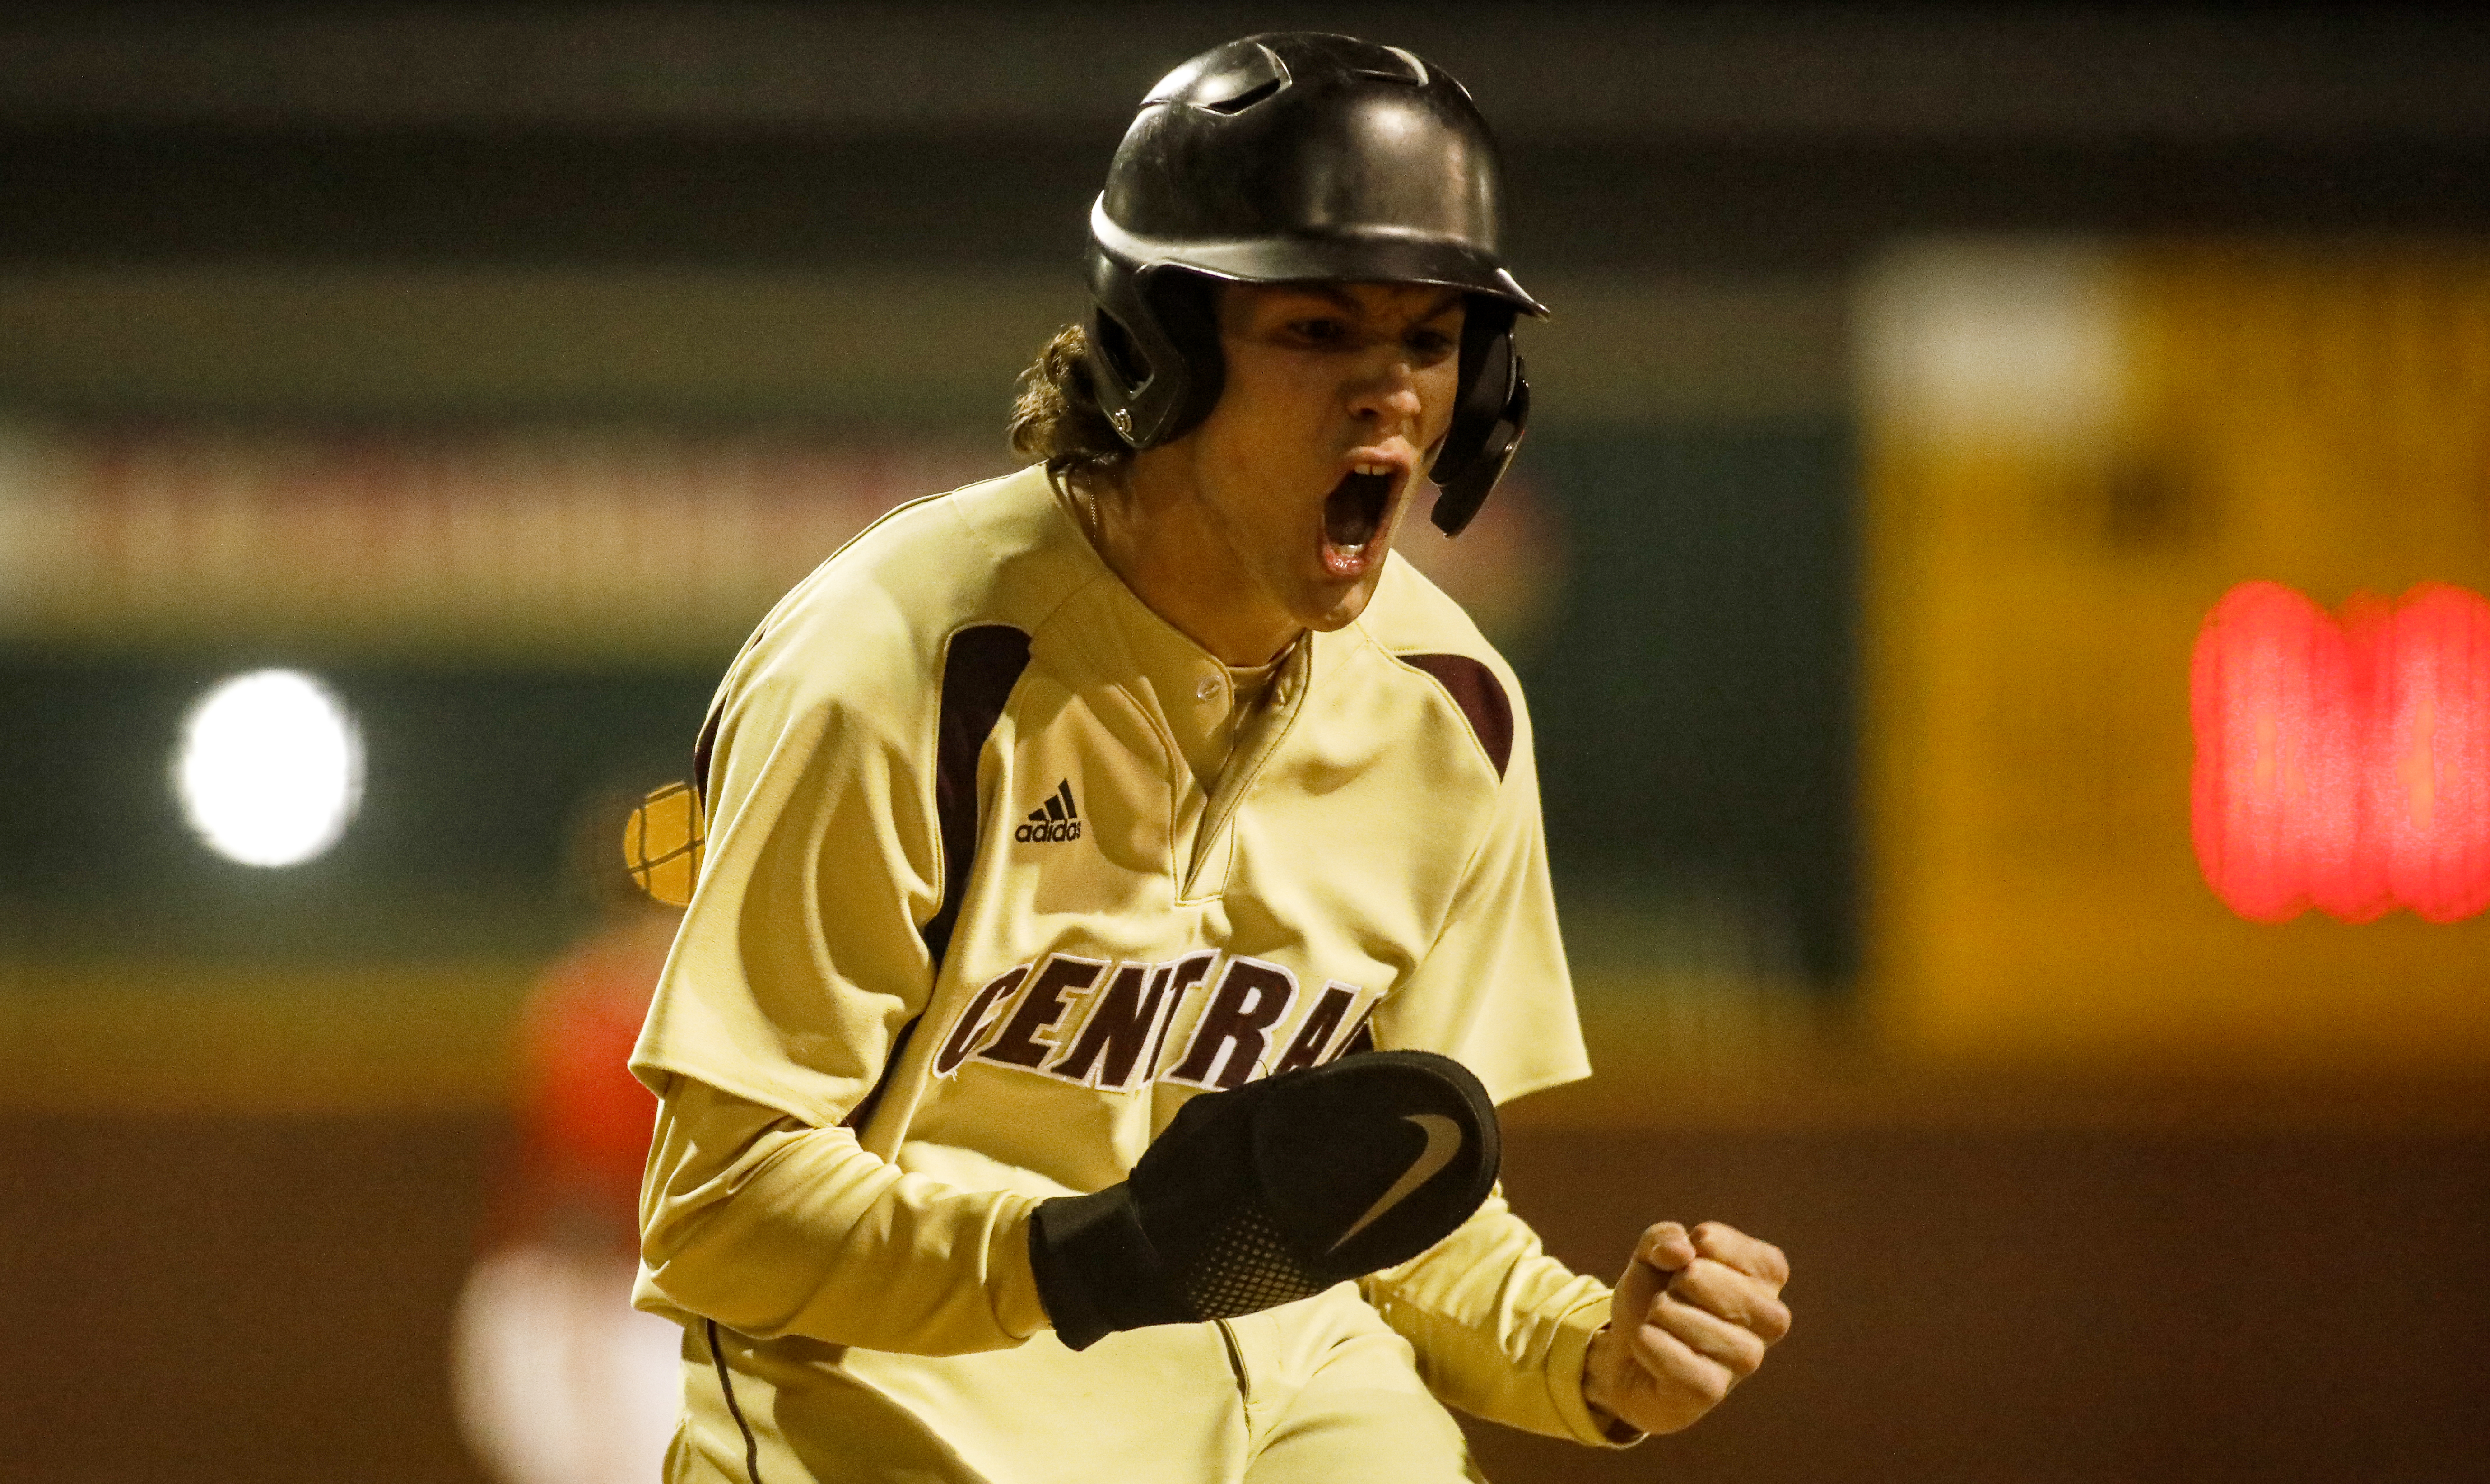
[1558, 1304, 1649, 1447]
[1580, 1322, 1624, 1424]
[1581, 1365, 1649, 1442]
[1028, 1184, 1194, 1349]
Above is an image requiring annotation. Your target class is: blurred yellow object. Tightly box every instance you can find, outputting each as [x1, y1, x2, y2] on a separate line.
[1860, 241, 2490, 1074]
[623, 781, 705, 907]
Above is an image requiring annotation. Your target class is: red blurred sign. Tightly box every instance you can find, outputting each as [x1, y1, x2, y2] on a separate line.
[2192, 581, 2490, 923]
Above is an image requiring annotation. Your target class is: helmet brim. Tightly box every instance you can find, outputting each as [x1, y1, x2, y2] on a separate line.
[1092, 198, 1547, 317]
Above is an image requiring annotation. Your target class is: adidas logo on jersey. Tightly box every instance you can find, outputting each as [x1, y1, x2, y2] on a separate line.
[1014, 780, 1084, 843]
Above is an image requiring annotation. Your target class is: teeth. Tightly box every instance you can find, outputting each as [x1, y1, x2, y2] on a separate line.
[1354, 462, 1391, 476]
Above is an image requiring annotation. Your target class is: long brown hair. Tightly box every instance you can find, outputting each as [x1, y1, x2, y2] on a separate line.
[1006, 323, 1132, 481]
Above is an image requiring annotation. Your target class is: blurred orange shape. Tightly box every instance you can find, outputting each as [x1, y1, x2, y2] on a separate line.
[623, 781, 705, 907]
[2192, 581, 2490, 923]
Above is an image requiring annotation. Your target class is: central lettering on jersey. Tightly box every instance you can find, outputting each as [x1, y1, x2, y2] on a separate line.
[931, 949, 1379, 1092]
[1012, 780, 1084, 843]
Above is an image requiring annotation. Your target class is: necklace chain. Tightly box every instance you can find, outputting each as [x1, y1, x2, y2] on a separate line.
[1061, 470, 1109, 551]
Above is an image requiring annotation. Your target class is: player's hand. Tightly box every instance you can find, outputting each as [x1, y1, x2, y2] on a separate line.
[1581, 1220, 1790, 1437]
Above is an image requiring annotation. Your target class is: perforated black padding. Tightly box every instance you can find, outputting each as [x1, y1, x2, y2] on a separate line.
[1185, 1202, 1325, 1318]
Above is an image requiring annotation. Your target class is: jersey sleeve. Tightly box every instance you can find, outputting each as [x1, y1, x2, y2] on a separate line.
[626, 586, 1064, 1352]
[1369, 676, 1591, 1105]
[630, 609, 943, 1130]
[1359, 1189, 1642, 1447]
[634, 1075, 1048, 1354]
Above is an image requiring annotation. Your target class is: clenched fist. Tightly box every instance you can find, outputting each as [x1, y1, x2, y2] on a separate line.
[1582, 1221, 1791, 1437]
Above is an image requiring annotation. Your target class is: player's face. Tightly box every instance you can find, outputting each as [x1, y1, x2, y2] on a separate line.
[1145, 281, 1466, 657]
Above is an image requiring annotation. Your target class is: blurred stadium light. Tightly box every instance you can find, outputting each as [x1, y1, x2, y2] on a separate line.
[174, 668, 363, 868]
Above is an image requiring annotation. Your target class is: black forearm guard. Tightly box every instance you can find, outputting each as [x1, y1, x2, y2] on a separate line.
[1026, 1050, 1499, 1352]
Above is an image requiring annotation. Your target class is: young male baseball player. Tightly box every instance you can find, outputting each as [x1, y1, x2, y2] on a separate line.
[631, 32, 1791, 1484]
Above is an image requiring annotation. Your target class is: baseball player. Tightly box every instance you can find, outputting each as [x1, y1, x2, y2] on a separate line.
[631, 32, 1791, 1484]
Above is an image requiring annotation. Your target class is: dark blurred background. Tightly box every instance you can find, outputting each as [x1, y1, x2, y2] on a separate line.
[5, 5, 2489, 1482]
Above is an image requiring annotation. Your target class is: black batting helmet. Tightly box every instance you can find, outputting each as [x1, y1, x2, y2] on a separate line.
[1084, 33, 1544, 538]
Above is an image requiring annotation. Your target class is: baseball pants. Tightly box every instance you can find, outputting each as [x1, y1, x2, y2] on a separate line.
[671, 1284, 1485, 1484]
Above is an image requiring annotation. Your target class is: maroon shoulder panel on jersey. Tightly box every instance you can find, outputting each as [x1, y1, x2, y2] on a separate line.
[924, 624, 1035, 968]
[1397, 653, 1513, 780]
[845, 623, 1032, 1136]
[692, 704, 722, 805]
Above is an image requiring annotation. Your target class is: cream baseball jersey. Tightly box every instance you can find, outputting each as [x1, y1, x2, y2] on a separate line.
[631, 464, 1619, 1482]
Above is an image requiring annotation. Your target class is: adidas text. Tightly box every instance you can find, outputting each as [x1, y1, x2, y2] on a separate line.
[1017, 780, 1083, 844]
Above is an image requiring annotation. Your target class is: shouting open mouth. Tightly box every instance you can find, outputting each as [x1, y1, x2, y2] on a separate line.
[1320, 464, 1398, 577]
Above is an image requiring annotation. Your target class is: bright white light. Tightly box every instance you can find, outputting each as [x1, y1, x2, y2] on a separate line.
[1856, 240, 2124, 450]
[174, 670, 364, 867]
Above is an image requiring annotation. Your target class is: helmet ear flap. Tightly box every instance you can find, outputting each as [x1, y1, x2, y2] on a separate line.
[1428, 301, 1529, 537]
[1084, 260, 1225, 450]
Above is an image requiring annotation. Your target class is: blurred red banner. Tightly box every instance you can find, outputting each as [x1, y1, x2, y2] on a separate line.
[2192, 581, 2490, 923]
[25, 427, 1000, 656]
[0, 422, 1557, 657]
